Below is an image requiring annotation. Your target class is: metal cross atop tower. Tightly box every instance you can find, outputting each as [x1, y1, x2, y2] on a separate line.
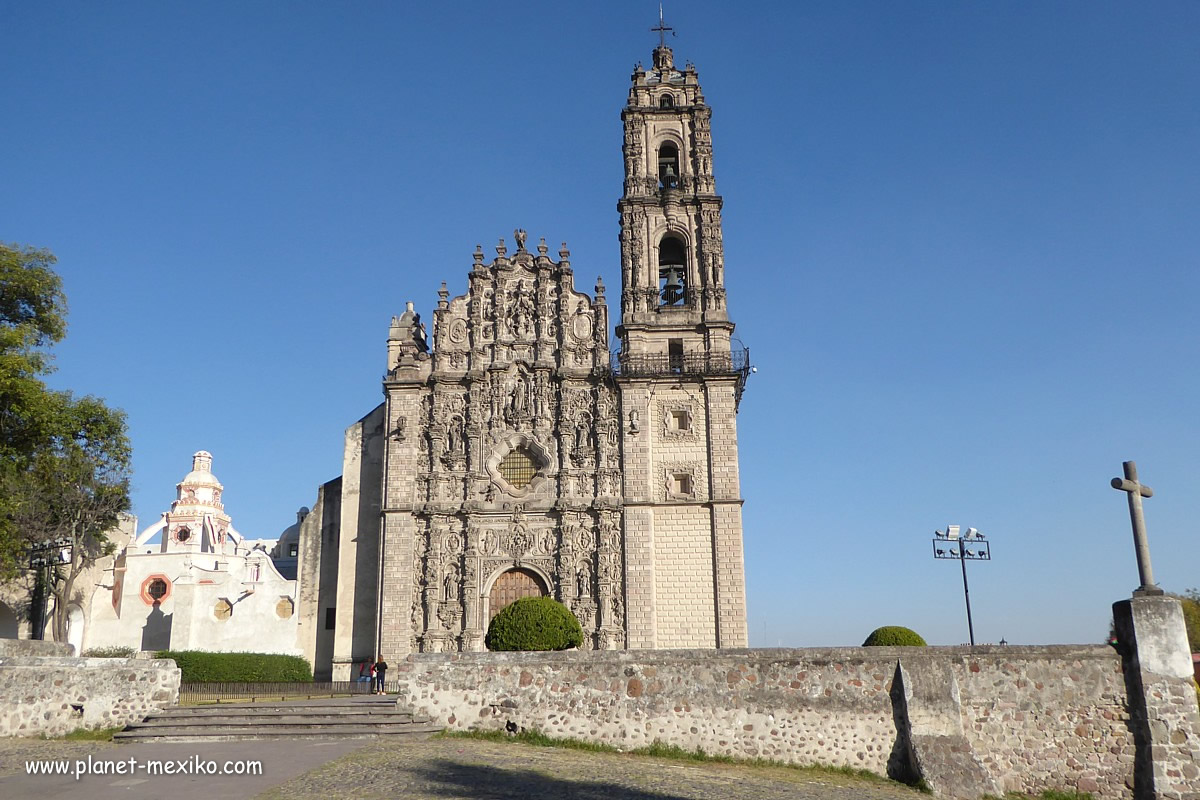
[651, 4, 675, 48]
[1110, 460, 1163, 596]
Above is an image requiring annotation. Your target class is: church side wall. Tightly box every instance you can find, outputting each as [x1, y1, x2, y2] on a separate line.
[314, 481, 342, 677]
[397, 646, 1137, 799]
[297, 482, 331, 677]
[331, 405, 385, 680]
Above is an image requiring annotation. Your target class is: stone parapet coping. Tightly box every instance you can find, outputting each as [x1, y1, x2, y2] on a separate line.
[406, 644, 1117, 664]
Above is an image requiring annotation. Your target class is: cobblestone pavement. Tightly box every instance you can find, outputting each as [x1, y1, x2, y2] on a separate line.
[257, 737, 923, 800]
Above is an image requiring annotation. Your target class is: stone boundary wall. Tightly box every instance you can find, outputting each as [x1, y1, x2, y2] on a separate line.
[397, 646, 1142, 799]
[0, 655, 180, 737]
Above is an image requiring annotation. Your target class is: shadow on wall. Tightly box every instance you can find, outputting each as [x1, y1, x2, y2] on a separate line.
[0, 601, 18, 638]
[887, 662, 919, 784]
[141, 602, 172, 651]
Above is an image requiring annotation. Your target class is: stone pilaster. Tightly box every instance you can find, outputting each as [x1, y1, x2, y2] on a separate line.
[1113, 595, 1200, 799]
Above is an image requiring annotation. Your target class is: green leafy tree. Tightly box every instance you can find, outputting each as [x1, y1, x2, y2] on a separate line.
[1, 244, 68, 572]
[0, 243, 132, 642]
[10, 396, 131, 641]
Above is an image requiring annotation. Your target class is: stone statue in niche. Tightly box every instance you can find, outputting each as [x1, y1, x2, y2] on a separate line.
[505, 371, 532, 422]
[629, 409, 641, 434]
[443, 564, 459, 602]
[445, 416, 465, 462]
[482, 289, 496, 323]
[575, 415, 592, 453]
[507, 283, 536, 339]
[576, 560, 592, 597]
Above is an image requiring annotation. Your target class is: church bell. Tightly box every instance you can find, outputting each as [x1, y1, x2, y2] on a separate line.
[662, 163, 678, 189]
[660, 265, 684, 303]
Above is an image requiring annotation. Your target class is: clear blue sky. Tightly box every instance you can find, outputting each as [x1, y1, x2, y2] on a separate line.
[3, 1, 1197, 647]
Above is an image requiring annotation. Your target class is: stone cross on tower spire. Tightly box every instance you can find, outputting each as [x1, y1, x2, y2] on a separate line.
[1110, 460, 1163, 596]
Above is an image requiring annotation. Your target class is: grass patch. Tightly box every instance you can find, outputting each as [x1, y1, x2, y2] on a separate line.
[437, 727, 902, 788]
[43, 726, 122, 741]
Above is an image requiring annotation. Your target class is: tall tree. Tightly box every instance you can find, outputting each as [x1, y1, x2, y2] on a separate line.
[10, 395, 131, 641]
[0, 244, 66, 454]
[0, 243, 132, 643]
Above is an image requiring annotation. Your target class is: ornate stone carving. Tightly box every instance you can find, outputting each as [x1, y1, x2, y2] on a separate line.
[659, 401, 695, 439]
[401, 239, 624, 652]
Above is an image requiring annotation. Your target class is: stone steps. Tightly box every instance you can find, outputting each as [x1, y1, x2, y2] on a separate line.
[116, 696, 441, 743]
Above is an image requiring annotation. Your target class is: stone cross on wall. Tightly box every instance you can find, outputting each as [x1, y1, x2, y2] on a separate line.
[1110, 460, 1163, 596]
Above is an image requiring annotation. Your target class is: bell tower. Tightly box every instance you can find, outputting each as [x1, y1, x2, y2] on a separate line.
[615, 27, 749, 649]
[616, 35, 729, 351]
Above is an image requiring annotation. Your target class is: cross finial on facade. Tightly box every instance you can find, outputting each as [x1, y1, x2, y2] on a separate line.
[1110, 460, 1164, 596]
[651, 4, 675, 48]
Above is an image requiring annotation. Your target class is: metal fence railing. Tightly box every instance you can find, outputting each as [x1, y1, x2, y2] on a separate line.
[178, 680, 400, 705]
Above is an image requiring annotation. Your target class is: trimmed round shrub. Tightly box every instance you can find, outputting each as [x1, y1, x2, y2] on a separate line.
[486, 596, 584, 652]
[862, 626, 928, 647]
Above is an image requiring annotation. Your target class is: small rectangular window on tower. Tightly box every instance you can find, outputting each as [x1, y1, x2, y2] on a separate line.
[324, 607, 336, 630]
[668, 339, 684, 372]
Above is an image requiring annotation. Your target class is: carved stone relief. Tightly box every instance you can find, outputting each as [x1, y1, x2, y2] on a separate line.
[402, 242, 624, 653]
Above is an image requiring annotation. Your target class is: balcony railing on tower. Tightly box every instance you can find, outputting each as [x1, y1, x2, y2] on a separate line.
[609, 346, 752, 408]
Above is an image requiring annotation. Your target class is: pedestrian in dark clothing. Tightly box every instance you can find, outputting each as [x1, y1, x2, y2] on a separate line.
[374, 656, 388, 694]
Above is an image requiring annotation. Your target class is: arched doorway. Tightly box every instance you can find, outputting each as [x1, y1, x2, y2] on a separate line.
[487, 568, 548, 623]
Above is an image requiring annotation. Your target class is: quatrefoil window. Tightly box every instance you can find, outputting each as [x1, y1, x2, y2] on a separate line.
[498, 447, 539, 489]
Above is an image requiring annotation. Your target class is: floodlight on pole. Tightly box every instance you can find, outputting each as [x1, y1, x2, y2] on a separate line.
[932, 525, 992, 646]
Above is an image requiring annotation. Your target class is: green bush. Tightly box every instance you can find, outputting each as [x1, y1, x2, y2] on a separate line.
[485, 596, 583, 652]
[154, 650, 312, 682]
[81, 646, 137, 658]
[862, 626, 928, 647]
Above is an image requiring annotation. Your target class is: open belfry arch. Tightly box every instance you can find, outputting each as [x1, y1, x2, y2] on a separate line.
[298, 30, 750, 680]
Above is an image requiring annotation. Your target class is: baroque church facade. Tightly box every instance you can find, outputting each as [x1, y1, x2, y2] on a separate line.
[297, 40, 750, 680]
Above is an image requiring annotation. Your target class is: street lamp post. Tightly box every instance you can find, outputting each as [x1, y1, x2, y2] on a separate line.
[27, 537, 73, 641]
[932, 525, 991, 646]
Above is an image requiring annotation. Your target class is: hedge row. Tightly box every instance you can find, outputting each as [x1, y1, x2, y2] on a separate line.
[154, 650, 312, 682]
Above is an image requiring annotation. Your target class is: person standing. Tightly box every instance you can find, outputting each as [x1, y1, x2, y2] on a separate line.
[374, 655, 388, 695]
